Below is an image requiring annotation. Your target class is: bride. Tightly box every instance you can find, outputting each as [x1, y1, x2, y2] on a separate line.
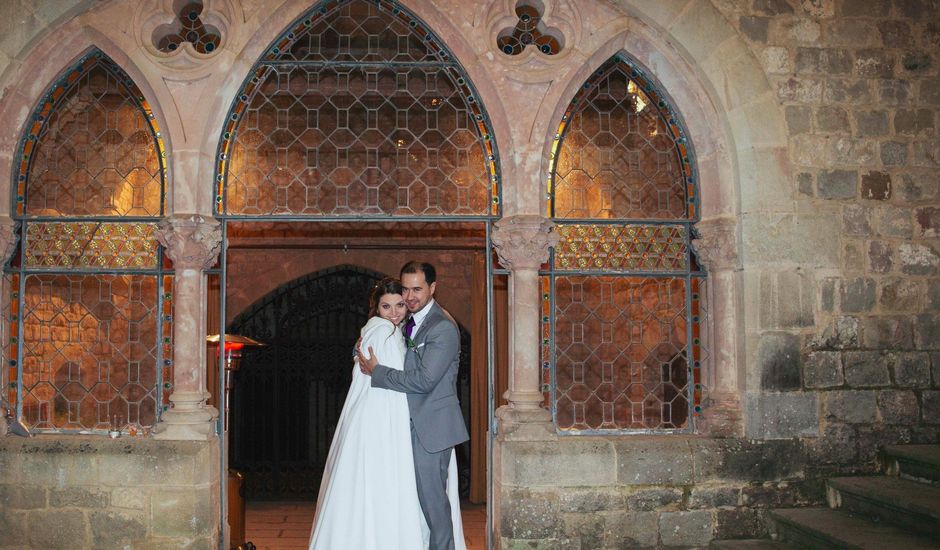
[309, 277, 465, 550]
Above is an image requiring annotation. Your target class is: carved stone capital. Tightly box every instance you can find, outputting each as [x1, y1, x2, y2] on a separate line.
[156, 215, 223, 270]
[0, 217, 18, 265]
[692, 218, 739, 271]
[492, 215, 559, 271]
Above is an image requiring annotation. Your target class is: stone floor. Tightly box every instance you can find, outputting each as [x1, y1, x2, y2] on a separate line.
[245, 500, 487, 549]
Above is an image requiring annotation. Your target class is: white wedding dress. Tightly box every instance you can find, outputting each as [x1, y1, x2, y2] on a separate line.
[309, 316, 465, 550]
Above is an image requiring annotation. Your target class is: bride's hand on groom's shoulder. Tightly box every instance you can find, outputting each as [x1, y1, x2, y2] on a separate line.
[357, 345, 378, 375]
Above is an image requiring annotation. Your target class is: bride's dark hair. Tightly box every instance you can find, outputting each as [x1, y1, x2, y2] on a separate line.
[368, 277, 404, 318]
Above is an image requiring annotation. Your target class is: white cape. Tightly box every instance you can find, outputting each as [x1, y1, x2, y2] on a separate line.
[309, 316, 465, 550]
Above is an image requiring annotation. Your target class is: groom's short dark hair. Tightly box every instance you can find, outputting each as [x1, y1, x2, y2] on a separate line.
[400, 261, 436, 285]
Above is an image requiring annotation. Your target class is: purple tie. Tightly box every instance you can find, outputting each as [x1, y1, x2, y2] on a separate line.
[404, 317, 416, 339]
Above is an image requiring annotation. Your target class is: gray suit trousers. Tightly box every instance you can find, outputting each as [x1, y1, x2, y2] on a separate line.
[411, 422, 454, 550]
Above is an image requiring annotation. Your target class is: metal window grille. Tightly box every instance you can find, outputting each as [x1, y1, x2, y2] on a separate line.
[543, 55, 706, 434]
[6, 51, 171, 433]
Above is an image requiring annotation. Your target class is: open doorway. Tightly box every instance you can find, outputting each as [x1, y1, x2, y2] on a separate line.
[209, 221, 506, 549]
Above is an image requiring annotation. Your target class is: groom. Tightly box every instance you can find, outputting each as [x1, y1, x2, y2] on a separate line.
[358, 261, 469, 550]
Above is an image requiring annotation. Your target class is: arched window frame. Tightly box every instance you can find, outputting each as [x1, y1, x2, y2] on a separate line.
[4, 50, 173, 434]
[541, 54, 707, 434]
[214, 0, 502, 220]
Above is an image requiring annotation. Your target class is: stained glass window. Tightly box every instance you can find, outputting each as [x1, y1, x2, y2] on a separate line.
[216, 0, 500, 218]
[7, 50, 170, 433]
[544, 55, 704, 433]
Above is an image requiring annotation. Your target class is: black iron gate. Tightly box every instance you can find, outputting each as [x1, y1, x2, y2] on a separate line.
[228, 264, 471, 500]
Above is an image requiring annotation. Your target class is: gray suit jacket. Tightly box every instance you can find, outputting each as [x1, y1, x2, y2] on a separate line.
[371, 301, 469, 453]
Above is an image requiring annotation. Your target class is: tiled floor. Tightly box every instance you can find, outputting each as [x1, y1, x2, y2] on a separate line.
[244, 500, 487, 550]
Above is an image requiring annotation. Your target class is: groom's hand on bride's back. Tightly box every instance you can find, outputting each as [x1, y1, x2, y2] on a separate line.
[357, 346, 378, 375]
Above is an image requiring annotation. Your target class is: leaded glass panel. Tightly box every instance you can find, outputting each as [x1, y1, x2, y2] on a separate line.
[25, 222, 160, 269]
[554, 224, 688, 271]
[217, 0, 499, 217]
[20, 274, 160, 431]
[552, 276, 690, 431]
[16, 52, 166, 218]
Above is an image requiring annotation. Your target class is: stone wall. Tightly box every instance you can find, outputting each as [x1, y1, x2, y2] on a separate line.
[496, 436, 818, 549]
[708, 0, 940, 457]
[0, 437, 219, 549]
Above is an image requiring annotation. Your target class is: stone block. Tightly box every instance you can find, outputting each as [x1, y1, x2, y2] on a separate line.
[501, 440, 615, 486]
[151, 487, 214, 537]
[854, 110, 889, 137]
[861, 317, 914, 349]
[898, 171, 939, 202]
[90, 510, 147, 547]
[824, 78, 874, 105]
[757, 332, 802, 390]
[687, 486, 740, 509]
[561, 510, 658, 549]
[693, 439, 805, 481]
[845, 241, 865, 271]
[49, 487, 109, 508]
[842, 204, 871, 236]
[860, 171, 891, 200]
[745, 392, 818, 439]
[98, 443, 198, 486]
[770, 18, 821, 44]
[820, 277, 837, 312]
[0, 485, 46, 509]
[916, 207, 940, 238]
[785, 105, 812, 134]
[555, 487, 624, 514]
[843, 351, 892, 387]
[878, 390, 920, 424]
[792, 134, 829, 165]
[876, 206, 912, 238]
[715, 508, 770, 540]
[817, 169, 857, 199]
[816, 105, 850, 133]
[659, 510, 714, 547]
[869, 241, 894, 274]
[825, 390, 878, 423]
[760, 270, 815, 329]
[900, 243, 940, 275]
[876, 80, 911, 105]
[799, 0, 834, 18]
[111, 487, 147, 510]
[894, 108, 935, 135]
[761, 46, 793, 73]
[798, 172, 814, 195]
[915, 314, 940, 350]
[912, 141, 940, 168]
[830, 137, 877, 165]
[754, 0, 793, 14]
[740, 16, 769, 42]
[828, 19, 880, 47]
[895, 0, 936, 18]
[795, 47, 852, 74]
[877, 20, 913, 47]
[807, 423, 857, 464]
[811, 316, 859, 350]
[777, 77, 823, 102]
[931, 281, 940, 310]
[921, 78, 940, 106]
[880, 140, 909, 166]
[855, 49, 896, 78]
[500, 488, 561, 539]
[924, 22, 940, 47]
[614, 439, 692, 484]
[741, 213, 840, 268]
[741, 482, 797, 508]
[840, 277, 876, 312]
[27, 509, 87, 549]
[924, 391, 940, 424]
[803, 351, 844, 388]
[901, 51, 932, 72]
[0, 509, 26, 546]
[879, 278, 923, 311]
[624, 488, 682, 511]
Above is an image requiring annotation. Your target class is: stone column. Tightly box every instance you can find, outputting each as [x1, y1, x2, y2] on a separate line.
[0, 218, 16, 437]
[491, 215, 559, 435]
[692, 217, 743, 437]
[154, 215, 223, 440]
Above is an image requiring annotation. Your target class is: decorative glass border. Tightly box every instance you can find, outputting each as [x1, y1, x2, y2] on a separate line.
[214, 0, 501, 218]
[24, 222, 160, 269]
[554, 224, 689, 271]
[547, 54, 697, 221]
[13, 50, 167, 219]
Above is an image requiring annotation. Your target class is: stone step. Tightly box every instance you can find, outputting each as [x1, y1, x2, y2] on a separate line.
[709, 539, 792, 549]
[827, 476, 940, 539]
[771, 508, 940, 550]
[884, 444, 940, 485]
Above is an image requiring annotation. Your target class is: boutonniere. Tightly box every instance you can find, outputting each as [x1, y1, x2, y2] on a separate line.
[405, 336, 425, 361]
